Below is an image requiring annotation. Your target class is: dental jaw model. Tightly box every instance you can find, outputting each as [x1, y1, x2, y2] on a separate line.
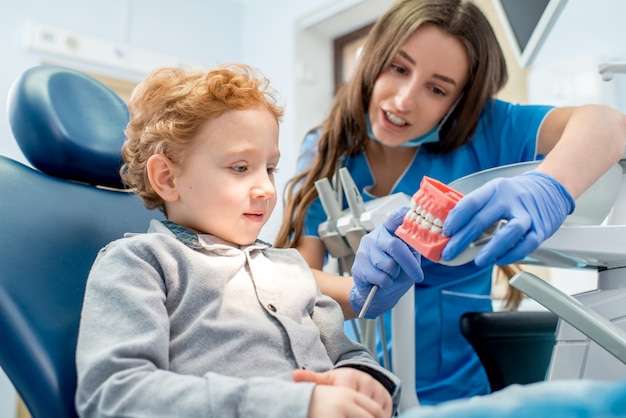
[395, 176, 505, 266]
[395, 176, 462, 263]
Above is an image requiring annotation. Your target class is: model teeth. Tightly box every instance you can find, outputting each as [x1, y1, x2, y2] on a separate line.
[407, 200, 443, 234]
[385, 111, 407, 126]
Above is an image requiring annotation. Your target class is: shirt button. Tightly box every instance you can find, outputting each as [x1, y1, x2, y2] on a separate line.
[267, 304, 277, 312]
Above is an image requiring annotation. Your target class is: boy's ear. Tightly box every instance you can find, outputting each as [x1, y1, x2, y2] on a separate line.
[146, 154, 179, 202]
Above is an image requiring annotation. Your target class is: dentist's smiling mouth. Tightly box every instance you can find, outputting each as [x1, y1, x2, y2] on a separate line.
[385, 111, 407, 126]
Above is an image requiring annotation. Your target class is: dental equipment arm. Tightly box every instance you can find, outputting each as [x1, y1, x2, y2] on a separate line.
[510, 271, 626, 365]
[337, 167, 368, 252]
[315, 178, 353, 259]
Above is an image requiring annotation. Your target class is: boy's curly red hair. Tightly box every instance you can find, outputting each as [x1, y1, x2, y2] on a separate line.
[121, 63, 283, 211]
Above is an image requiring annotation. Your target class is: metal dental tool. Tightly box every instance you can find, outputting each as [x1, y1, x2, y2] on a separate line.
[358, 285, 378, 319]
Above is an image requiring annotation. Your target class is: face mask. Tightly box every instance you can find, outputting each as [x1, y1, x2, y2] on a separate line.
[366, 95, 462, 148]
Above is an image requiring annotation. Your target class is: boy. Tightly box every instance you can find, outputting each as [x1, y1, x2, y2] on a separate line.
[74, 64, 400, 418]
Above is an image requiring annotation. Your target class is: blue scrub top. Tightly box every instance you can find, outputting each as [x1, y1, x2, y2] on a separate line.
[299, 99, 554, 404]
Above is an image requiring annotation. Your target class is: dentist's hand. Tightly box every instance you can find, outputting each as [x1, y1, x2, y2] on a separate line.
[350, 207, 424, 318]
[441, 171, 574, 267]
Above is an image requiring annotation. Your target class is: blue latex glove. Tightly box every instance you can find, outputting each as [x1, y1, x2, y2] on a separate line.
[441, 171, 574, 267]
[350, 207, 424, 318]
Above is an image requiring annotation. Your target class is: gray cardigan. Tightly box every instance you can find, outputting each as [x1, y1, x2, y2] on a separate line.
[75, 220, 400, 417]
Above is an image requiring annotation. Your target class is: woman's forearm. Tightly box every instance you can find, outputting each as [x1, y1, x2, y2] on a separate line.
[538, 105, 626, 199]
[312, 268, 358, 319]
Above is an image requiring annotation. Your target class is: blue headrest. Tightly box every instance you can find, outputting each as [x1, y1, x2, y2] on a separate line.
[7, 65, 130, 189]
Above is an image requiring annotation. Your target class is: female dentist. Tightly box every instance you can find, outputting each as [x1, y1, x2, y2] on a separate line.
[276, 0, 626, 405]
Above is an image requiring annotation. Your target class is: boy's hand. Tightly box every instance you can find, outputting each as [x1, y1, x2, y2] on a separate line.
[293, 368, 392, 418]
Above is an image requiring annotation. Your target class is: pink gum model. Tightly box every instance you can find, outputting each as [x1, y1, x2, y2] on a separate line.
[395, 176, 463, 262]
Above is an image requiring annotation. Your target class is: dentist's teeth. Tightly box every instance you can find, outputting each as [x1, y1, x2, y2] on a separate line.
[385, 111, 407, 126]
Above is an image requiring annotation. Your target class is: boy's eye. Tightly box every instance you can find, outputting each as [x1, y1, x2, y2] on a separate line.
[267, 167, 279, 175]
[232, 165, 247, 173]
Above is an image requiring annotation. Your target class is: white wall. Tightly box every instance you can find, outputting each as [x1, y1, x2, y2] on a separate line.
[529, 0, 626, 109]
[0, 0, 244, 165]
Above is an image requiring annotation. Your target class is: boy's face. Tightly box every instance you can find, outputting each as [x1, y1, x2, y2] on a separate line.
[165, 106, 280, 245]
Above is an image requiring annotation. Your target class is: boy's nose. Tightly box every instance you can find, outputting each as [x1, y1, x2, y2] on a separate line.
[251, 173, 275, 199]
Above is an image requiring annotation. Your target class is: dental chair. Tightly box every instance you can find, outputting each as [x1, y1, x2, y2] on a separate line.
[0, 65, 158, 418]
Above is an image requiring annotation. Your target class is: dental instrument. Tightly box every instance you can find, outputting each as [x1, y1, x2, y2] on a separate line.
[510, 271, 626, 365]
[358, 285, 377, 319]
